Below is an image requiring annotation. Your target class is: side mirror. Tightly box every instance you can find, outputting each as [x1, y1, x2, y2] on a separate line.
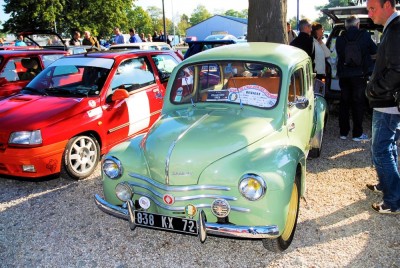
[111, 88, 129, 102]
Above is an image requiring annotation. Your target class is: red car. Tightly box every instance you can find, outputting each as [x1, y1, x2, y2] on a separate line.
[0, 50, 182, 179]
[0, 50, 67, 99]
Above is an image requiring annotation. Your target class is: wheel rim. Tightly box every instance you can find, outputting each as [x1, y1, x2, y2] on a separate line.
[68, 136, 98, 174]
[281, 182, 299, 241]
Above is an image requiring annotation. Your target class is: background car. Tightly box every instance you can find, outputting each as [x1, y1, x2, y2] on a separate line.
[322, 5, 400, 101]
[183, 39, 237, 59]
[0, 49, 67, 99]
[109, 42, 172, 51]
[95, 42, 328, 253]
[0, 49, 182, 180]
[204, 34, 238, 41]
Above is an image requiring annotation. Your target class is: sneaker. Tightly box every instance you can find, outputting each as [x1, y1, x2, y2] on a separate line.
[366, 184, 382, 193]
[371, 201, 400, 214]
[352, 133, 369, 141]
[340, 135, 347, 140]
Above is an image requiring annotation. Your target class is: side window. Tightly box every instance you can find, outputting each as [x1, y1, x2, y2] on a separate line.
[152, 54, 179, 82]
[110, 57, 155, 92]
[0, 57, 43, 81]
[42, 54, 64, 68]
[288, 68, 305, 104]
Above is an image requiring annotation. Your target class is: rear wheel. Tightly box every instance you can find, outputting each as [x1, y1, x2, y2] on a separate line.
[62, 135, 100, 180]
[263, 176, 300, 252]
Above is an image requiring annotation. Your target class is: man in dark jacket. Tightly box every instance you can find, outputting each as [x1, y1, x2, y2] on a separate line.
[290, 19, 315, 64]
[336, 15, 377, 142]
[366, 0, 400, 214]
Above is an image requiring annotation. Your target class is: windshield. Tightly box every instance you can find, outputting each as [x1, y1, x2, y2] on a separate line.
[23, 57, 114, 97]
[171, 61, 281, 109]
[23, 33, 65, 47]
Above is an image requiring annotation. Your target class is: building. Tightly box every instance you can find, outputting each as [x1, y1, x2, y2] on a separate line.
[186, 15, 247, 40]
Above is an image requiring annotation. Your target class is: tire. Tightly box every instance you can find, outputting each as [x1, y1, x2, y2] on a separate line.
[263, 176, 300, 252]
[62, 135, 100, 180]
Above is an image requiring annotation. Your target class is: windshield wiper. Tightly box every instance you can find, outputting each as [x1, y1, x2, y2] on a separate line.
[21, 87, 48, 96]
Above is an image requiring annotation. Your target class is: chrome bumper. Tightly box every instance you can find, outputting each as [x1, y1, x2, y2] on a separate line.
[94, 194, 280, 240]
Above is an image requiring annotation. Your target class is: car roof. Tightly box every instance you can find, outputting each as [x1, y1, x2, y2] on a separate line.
[109, 42, 170, 49]
[182, 42, 309, 69]
[62, 49, 177, 60]
[0, 49, 67, 56]
[322, 5, 400, 26]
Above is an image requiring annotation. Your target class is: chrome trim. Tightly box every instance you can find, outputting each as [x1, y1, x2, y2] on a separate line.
[94, 197, 279, 240]
[164, 113, 211, 185]
[129, 172, 230, 191]
[135, 191, 249, 212]
[94, 194, 129, 220]
[127, 181, 236, 201]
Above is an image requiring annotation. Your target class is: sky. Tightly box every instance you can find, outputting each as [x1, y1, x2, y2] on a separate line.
[134, 0, 329, 21]
[0, 0, 328, 26]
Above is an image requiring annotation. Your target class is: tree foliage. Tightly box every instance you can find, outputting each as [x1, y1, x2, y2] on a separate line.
[2, 0, 133, 38]
[189, 5, 212, 25]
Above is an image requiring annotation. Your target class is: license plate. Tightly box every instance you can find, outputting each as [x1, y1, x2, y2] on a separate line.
[134, 211, 198, 235]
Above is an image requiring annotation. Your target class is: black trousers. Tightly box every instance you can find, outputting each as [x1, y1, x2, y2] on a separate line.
[339, 76, 368, 138]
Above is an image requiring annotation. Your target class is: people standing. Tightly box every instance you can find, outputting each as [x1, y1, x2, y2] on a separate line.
[147, 33, 153, 42]
[290, 19, 315, 65]
[365, 0, 400, 214]
[287, 22, 297, 44]
[140, 33, 147, 42]
[69, 31, 82, 46]
[82, 31, 100, 49]
[15, 35, 27, 46]
[336, 15, 377, 142]
[152, 31, 159, 42]
[311, 22, 331, 81]
[113, 27, 125, 44]
[128, 28, 142, 43]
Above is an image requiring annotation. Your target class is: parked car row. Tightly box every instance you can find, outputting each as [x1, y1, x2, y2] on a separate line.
[1, 30, 328, 252]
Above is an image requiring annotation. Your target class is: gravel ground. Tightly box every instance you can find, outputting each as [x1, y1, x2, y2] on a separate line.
[1, 113, 399, 268]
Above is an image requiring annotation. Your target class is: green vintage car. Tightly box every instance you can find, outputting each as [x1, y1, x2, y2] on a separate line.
[94, 42, 328, 252]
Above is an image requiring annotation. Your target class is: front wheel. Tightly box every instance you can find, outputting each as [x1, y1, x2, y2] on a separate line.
[62, 135, 100, 180]
[262, 176, 300, 252]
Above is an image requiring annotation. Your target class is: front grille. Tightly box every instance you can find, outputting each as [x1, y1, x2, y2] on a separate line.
[128, 172, 250, 213]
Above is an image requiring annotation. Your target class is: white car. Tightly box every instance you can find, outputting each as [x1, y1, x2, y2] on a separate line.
[109, 42, 172, 51]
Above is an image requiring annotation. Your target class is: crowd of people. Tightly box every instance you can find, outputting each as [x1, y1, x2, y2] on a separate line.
[289, 0, 400, 215]
[64, 27, 172, 49]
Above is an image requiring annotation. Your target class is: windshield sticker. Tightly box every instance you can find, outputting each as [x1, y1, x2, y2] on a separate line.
[182, 76, 193, 85]
[206, 85, 277, 108]
[174, 87, 183, 102]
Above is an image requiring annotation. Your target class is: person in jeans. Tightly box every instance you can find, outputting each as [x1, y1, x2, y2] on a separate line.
[336, 15, 377, 141]
[366, 0, 400, 214]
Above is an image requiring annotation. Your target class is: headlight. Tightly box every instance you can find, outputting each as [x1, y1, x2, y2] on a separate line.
[102, 156, 123, 179]
[238, 174, 266, 201]
[115, 182, 133, 202]
[9, 130, 42, 145]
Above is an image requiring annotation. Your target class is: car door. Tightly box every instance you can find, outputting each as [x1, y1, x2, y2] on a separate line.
[286, 66, 313, 152]
[102, 56, 166, 149]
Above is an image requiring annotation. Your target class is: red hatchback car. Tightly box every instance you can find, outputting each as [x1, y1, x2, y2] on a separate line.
[0, 50, 182, 179]
[0, 49, 67, 99]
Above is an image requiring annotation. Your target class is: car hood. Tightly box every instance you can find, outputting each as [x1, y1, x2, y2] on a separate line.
[142, 107, 283, 186]
[0, 94, 93, 131]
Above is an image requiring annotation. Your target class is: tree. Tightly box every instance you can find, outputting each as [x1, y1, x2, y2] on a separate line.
[146, 6, 163, 32]
[127, 6, 153, 36]
[177, 14, 190, 36]
[2, 0, 133, 38]
[190, 5, 212, 25]
[247, 0, 287, 43]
